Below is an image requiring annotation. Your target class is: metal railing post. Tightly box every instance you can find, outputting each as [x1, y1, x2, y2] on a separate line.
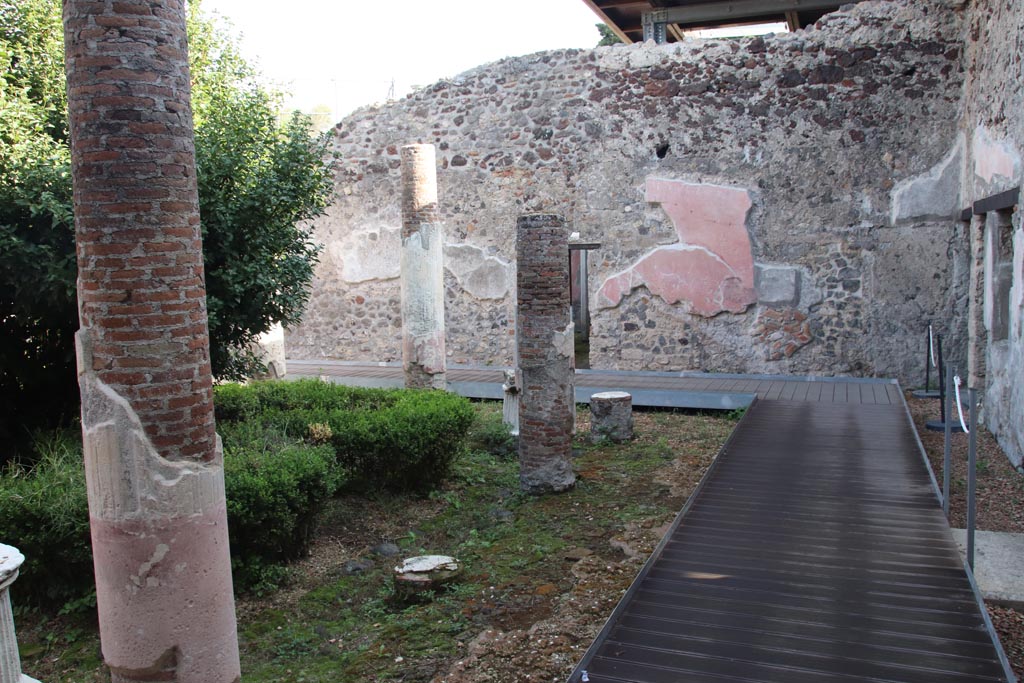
[943, 362, 952, 517]
[966, 387, 978, 570]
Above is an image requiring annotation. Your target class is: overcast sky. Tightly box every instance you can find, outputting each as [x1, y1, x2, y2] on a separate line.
[198, 0, 606, 123]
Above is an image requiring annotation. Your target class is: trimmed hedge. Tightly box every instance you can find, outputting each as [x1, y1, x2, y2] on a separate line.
[0, 425, 343, 604]
[220, 421, 342, 592]
[2, 380, 472, 605]
[215, 380, 474, 492]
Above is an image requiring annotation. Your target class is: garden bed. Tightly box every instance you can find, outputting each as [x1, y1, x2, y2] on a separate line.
[17, 403, 734, 682]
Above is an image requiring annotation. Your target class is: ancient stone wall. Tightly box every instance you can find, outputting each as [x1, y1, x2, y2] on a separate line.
[960, 0, 1024, 466]
[287, 0, 967, 385]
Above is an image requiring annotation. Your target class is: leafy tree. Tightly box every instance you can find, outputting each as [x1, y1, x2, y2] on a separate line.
[188, 5, 333, 380]
[0, 0, 333, 453]
[597, 23, 624, 46]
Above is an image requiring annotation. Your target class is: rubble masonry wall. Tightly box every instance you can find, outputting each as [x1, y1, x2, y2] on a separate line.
[287, 0, 968, 385]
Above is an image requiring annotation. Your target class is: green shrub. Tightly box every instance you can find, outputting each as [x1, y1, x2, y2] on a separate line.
[0, 432, 93, 607]
[222, 424, 343, 589]
[216, 381, 474, 492]
[1, 421, 345, 603]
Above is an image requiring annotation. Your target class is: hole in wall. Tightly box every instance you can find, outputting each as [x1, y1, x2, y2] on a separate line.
[655, 142, 670, 159]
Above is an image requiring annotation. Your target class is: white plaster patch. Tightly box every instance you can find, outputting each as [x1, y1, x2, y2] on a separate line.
[76, 331, 227, 522]
[973, 126, 1021, 187]
[445, 243, 513, 300]
[553, 322, 575, 359]
[131, 543, 170, 592]
[330, 224, 400, 283]
[890, 136, 963, 223]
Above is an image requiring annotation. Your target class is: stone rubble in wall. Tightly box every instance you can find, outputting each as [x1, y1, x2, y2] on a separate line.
[286, 0, 966, 384]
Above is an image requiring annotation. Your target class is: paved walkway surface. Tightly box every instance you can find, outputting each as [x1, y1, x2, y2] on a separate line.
[286, 360, 903, 409]
[951, 529, 1024, 608]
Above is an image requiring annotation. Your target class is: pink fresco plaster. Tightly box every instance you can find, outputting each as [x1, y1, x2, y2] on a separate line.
[90, 510, 240, 683]
[598, 179, 756, 316]
[973, 126, 1021, 185]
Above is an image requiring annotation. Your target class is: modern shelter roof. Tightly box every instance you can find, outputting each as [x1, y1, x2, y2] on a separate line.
[581, 0, 855, 43]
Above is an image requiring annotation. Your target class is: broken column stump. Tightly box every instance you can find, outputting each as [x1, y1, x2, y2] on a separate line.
[516, 214, 576, 494]
[400, 144, 446, 389]
[590, 391, 634, 443]
[63, 1, 240, 680]
[0, 544, 40, 683]
[392, 555, 461, 602]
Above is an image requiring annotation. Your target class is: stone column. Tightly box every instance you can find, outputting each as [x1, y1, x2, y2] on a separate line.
[62, 2, 241, 682]
[0, 545, 40, 683]
[516, 214, 576, 494]
[400, 144, 446, 389]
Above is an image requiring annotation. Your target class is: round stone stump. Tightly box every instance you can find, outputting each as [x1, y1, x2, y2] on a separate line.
[590, 391, 634, 443]
[393, 555, 461, 602]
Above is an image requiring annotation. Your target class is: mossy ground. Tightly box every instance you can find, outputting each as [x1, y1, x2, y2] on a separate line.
[18, 402, 735, 682]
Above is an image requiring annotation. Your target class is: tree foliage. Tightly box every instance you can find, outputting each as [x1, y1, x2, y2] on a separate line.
[596, 23, 624, 46]
[0, 0, 333, 451]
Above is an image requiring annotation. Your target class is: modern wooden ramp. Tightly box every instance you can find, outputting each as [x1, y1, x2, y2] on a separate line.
[568, 398, 1014, 683]
[286, 360, 903, 410]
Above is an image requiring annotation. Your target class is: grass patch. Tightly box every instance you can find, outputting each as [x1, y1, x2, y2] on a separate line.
[19, 402, 734, 683]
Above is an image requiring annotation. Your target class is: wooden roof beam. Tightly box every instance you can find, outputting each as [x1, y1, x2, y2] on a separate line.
[581, 0, 635, 43]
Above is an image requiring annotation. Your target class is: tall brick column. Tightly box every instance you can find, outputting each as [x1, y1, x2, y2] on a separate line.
[400, 144, 446, 389]
[516, 214, 576, 494]
[62, 2, 240, 682]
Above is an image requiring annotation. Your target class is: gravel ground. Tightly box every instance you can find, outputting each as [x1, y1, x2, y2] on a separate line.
[907, 394, 1024, 679]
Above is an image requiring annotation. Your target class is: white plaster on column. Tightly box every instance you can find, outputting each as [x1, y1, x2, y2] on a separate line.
[553, 322, 576, 360]
[75, 332, 240, 683]
[0, 544, 40, 683]
[401, 225, 447, 385]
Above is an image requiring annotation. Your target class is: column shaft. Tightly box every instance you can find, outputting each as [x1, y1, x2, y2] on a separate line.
[400, 144, 446, 389]
[516, 214, 576, 494]
[62, 2, 240, 681]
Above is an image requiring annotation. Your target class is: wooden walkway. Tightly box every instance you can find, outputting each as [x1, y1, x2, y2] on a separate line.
[568, 398, 1014, 683]
[286, 360, 903, 410]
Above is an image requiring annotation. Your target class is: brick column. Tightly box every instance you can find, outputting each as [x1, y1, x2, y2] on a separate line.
[400, 144, 446, 389]
[62, 2, 240, 682]
[516, 214, 576, 494]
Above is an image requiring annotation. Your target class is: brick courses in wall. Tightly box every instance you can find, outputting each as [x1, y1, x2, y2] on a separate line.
[62, 1, 240, 680]
[516, 214, 576, 494]
[286, 0, 968, 388]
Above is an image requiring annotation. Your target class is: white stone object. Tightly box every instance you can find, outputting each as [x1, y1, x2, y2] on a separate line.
[0, 544, 41, 683]
[502, 369, 520, 436]
[393, 555, 460, 574]
[590, 391, 634, 443]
